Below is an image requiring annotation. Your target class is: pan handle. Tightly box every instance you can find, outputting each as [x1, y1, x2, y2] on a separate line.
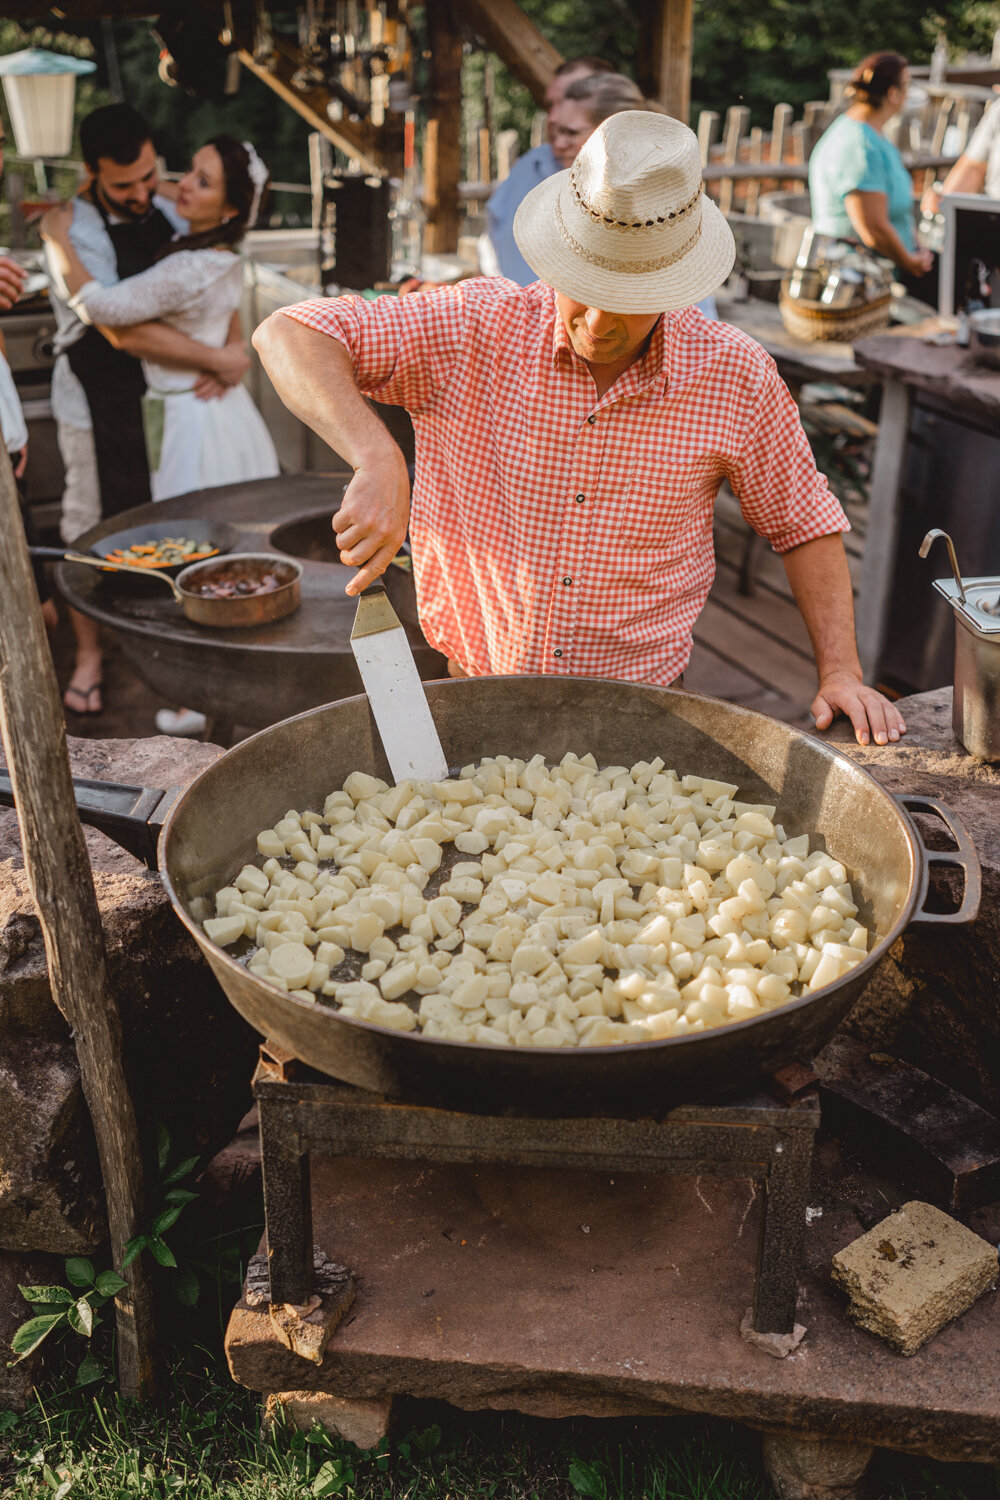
[0, 771, 180, 870]
[899, 794, 981, 926]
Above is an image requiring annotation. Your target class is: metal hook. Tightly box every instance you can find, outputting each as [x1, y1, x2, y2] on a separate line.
[919, 528, 968, 605]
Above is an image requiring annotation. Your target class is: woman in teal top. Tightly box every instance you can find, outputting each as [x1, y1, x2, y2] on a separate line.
[809, 52, 934, 291]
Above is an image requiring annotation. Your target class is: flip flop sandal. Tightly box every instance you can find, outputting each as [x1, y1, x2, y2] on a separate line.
[64, 681, 103, 716]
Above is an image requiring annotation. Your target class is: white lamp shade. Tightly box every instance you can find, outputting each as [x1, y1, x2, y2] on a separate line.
[0, 49, 96, 158]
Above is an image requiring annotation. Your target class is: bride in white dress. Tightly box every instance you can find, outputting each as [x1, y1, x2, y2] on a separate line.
[42, 135, 279, 501]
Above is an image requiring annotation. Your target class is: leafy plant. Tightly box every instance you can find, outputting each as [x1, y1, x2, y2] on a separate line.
[7, 1128, 201, 1383]
[8, 1259, 127, 1385]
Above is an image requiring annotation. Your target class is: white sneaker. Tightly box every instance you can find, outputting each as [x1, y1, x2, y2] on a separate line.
[155, 708, 207, 737]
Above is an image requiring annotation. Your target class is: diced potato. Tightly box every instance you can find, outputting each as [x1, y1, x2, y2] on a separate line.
[267, 942, 315, 988]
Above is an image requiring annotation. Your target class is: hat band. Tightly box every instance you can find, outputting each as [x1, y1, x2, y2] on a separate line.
[555, 195, 703, 275]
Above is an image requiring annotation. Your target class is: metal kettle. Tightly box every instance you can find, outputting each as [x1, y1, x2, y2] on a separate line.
[920, 529, 1000, 761]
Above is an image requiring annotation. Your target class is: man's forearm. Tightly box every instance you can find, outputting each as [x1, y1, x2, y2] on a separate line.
[105, 320, 236, 374]
[781, 533, 862, 682]
[252, 311, 398, 468]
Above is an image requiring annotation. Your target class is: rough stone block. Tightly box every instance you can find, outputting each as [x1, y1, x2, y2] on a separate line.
[831, 1200, 998, 1355]
[760, 1431, 874, 1500]
[0, 1036, 103, 1252]
[263, 1391, 392, 1449]
[0, 734, 261, 1255]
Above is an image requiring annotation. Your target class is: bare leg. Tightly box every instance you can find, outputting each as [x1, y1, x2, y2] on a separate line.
[64, 607, 103, 716]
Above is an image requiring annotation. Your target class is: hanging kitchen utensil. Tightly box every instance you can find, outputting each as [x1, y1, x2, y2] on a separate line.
[920, 528, 1000, 761]
[349, 575, 449, 783]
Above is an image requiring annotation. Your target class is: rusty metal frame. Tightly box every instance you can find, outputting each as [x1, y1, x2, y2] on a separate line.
[253, 1045, 819, 1335]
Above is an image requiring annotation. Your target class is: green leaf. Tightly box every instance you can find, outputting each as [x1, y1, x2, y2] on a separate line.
[311, 1460, 347, 1497]
[0, 1410, 18, 1432]
[413, 1423, 441, 1455]
[568, 1458, 608, 1500]
[66, 1298, 94, 1337]
[64, 1258, 95, 1288]
[94, 1271, 128, 1297]
[164, 1188, 199, 1205]
[163, 1155, 200, 1186]
[148, 1236, 177, 1269]
[157, 1124, 171, 1173]
[52, 1477, 73, 1500]
[75, 1352, 105, 1386]
[121, 1237, 150, 1269]
[152, 1206, 183, 1235]
[9, 1313, 66, 1361]
[18, 1285, 74, 1305]
[173, 1269, 200, 1307]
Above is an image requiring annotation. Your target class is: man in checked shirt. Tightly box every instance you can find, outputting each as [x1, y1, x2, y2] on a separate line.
[255, 112, 905, 748]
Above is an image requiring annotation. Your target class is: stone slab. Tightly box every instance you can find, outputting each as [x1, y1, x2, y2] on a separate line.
[826, 687, 1000, 1115]
[225, 1149, 1000, 1463]
[0, 733, 261, 1253]
[832, 1201, 998, 1355]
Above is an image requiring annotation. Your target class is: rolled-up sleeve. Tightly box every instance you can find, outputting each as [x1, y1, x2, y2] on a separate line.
[730, 352, 849, 553]
[281, 288, 469, 415]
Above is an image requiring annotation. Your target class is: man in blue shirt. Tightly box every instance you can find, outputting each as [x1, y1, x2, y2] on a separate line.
[484, 56, 614, 284]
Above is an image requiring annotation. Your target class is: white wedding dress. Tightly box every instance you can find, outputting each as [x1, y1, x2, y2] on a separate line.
[68, 247, 279, 500]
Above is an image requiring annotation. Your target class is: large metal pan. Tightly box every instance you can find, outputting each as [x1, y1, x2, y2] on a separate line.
[157, 677, 980, 1118]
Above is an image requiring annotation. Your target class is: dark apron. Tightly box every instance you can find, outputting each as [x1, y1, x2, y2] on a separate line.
[65, 195, 175, 518]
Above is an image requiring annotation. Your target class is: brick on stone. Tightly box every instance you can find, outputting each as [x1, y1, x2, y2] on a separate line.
[831, 1200, 998, 1355]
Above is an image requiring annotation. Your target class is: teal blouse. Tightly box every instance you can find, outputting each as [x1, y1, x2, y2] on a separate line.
[808, 113, 916, 253]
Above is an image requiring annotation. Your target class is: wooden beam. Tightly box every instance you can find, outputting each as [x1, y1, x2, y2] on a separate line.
[423, 0, 463, 254]
[638, 0, 693, 123]
[461, 0, 563, 106]
[238, 39, 395, 177]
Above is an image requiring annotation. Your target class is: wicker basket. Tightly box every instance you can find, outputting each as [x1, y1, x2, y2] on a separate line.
[778, 284, 892, 343]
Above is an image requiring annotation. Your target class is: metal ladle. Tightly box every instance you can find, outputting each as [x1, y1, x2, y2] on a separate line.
[919, 528, 968, 605]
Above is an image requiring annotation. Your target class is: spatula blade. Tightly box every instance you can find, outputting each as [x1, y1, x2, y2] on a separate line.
[350, 584, 449, 784]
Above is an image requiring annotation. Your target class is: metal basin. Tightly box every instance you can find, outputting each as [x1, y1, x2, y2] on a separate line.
[159, 677, 979, 1117]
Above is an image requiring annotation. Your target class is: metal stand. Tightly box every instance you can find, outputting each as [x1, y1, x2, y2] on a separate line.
[254, 1044, 820, 1336]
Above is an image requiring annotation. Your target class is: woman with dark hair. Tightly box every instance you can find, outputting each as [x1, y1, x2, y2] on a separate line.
[42, 135, 278, 500]
[808, 53, 933, 287]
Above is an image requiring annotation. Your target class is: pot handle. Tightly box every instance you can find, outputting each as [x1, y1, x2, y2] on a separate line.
[900, 794, 981, 925]
[0, 771, 179, 870]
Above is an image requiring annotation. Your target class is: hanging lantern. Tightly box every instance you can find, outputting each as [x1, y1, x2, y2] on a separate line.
[0, 49, 96, 158]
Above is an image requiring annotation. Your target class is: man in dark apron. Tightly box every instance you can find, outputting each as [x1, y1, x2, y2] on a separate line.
[45, 104, 249, 712]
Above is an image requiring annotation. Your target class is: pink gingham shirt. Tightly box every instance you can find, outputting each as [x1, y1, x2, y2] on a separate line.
[284, 279, 848, 684]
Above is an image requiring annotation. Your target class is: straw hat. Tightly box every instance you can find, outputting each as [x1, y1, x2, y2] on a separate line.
[513, 111, 735, 313]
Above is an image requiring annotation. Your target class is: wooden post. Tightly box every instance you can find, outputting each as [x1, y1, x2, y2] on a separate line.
[770, 103, 793, 170]
[744, 125, 764, 216]
[696, 110, 720, 167]
[0, 450, 156, 1399]
[423, 0, 463, 253]
[718, 104, 750, 216]
[639, 0, 694, 123]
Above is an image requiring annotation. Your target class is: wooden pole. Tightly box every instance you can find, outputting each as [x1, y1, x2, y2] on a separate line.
[0, 449, 156, 1399]
[461, 0, 563, 106]
[640, 0, 694, 122]
[423, 0, 463, 254]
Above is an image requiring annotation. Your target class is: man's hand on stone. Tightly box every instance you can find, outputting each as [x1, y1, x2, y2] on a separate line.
[0, 255, 26, 311]
[333, 452, 411, 596]
[812, 672, 907, 747]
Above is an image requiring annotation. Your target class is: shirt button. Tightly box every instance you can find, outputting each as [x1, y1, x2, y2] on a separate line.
[587, 414, 597, 425]
[575, 493, 585, 503]
[562, 576, 573, 587]
[553, 648, 564, 658]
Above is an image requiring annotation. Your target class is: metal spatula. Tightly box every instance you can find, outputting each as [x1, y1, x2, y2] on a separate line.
[350, 578, 449, 784]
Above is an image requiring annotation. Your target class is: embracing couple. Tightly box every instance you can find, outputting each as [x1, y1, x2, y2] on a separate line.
[42, 103, 279, 719]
